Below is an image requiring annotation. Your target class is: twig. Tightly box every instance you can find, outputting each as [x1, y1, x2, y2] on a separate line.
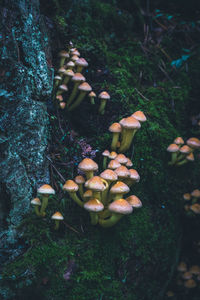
[63, 221, 81, 235]
[134, 88, 150, 101]
[46, 155, 66, 182]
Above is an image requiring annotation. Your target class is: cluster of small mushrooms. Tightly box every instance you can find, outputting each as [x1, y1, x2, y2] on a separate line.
[183, 189, 200, 214]
[53, 42, 110, 113]
[167, 137, 200, 166]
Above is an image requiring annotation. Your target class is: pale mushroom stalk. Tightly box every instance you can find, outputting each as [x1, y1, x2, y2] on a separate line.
[98, 99, 107, 115]
[68, 191, 83, 207]
[176, 159, 188, 166]
[119, 129, 137, 152]
[99, 213, 124, 227]
[111, 132, 120, 151]
[68, 90, 88, 111]
[40, 194, 50, 216]
[78, 184, 84, 200]
[34, 206, 41, 216]
[67, 82, 80, 107]
[90, 212, 99, 225]
[76, 66, 84, 73]
[54, 220, 60, 230]
[103, 156, 108, 169]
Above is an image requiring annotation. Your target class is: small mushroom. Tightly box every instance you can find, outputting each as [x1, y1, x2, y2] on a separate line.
[68, 82, 92, 111]
[37, 184, 55, 216]
[98, 91, 110, 115]
[109, 123, 122, 151]
[31, 198, 41, 216]
[63, 180, 83, 207]
[51, 212, 64, 230]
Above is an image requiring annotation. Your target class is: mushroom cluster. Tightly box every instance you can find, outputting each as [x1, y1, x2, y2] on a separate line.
[183, 189, 200, 214]
[63, 156, 142, 228]
[176, 261, 200, 289]
[167, 137, 200, 166]
[53, 42, 110, 113]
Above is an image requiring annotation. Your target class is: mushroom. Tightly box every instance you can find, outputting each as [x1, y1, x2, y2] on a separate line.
[88, 91, 96, 105]
[75, 58, 88, 73]
[119, 116, 141, 152]
[125, 169, 140, 187]
[109, 151, 117, 160]
[63, 180, 83, 207]
[62, 69, 74, 85]
[109, 181, 130, 201]
[37, 184, 55, 216]
[177, 262, 187, 272]
[109, 123, 122, 151]
[78, 158, 98, 180]
[167, 143, 180, 165]
[114, 166, 130, 181]
[107, 159, 121, 170]
[115, 154, 128, 165]
[59, 50, 69, 67]
[51, 212, 64, 230]
[66, 73, 85, 107]
[184, 279, 197, 288]
[59, 102, 66, 109]
[102, 150, 110, 169]
[54, 75, 62, 89]
[191, 189, 200, 203]
[131, 111, 147, 123]
[66, 61, 75, 70]
[183, 193, 191, 201]
[98, 91, 110, 115]
[174, 137, 184, 146]
[30, 198, 41, 216]
[100, 169, 118, 205]
[84, 198, 104, 225]
[126, 195, 142, 208]
[68, 82, 92, 111]
[74, 175, 85, 200]
[56, 84, 68, 96]
[186, 137, 200, 150]
[85, 176, 108, 201]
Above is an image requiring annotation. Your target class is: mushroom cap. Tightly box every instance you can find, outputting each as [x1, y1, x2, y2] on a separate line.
[108, 198, 133, 215]
[191, 189, 200, 198]
[132, 111, 147, 122]
[182, 271, 192, 280]
[56, 95, 63, 102]
[108, 159, 121, 169]
[37, 184, 55, 195]
[183, 193, 191, 201]
[120, 116, 141, 129]
[167, 144, 179, 153]
[66, 61, 75, 68]
[51, 211, 64, 220]
[115, 166, 130, 178]
[126, 195, 142, 208]
[78, 82, 92, 92]
[186, 152, 194, 161]
[109, 151, 117, 159]
[102, 150, 110, 157]
[177, 262, 187, 272]
[63, 180, 78, 192]
[115, 154, 128, 164]
[84, 198, 104, 212]
[186, 137, 200, 149]
[31, 198, 41, 206]
[129, 169, 140, 182]
[59, 50, 69, 58]
[180, 145, 192, 154]
[54, 75, 62, 81]
[110, 181, 130, 194]
[174, 137, 184, 145]
[74, 175, 85, 185]
[83, 189, 93, 198]
[63, 69, 74, 77]
[184, 279, 197, 288]
[189, 265, 200, 275]
[75, 58, 88, 68]
[71, 50, 80, 56]
[126, 158, 133, 167]
[85, 176, 107, 192]
[71, 55, 79, 62]
[109, 122, 122, 133]
[60, 102, 66, 109]
[78, 158, 98, 172]
[72, 73, 85, 82]
[190, 203, 200, 214]
[58, 84, 68, 92]
[89, 91, 96, 98]
[98, 91, 110, 100]
[100, 169, 118, 182]
[58, 67, 66, 74]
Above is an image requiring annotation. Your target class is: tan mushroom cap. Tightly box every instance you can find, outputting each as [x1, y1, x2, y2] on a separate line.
[115, 166, 130, 178]
[167, 144, 179, 153]
[54, 75, 62, 81]
[71, 50, 80, 56]
[177, 262, 187, 272]
[129, 169, 140, 182]
[132, 111, 147, 122]
[100, 169, 118, 182]
[78, 82, 92, 92]
[63, 180, 78, 192]
[66, 61, 75, 68]
[190, 203, 200, 214]
[182, 272, 192, 280]
[109, 151, 117, 159]
[71, 55, 79, 62]
[60, 102, 66, 109]
[126, 158, 133, 167]
[75, 58, 88, 68]
[115, 154, 128, 164]
[189, 265, 200, 275]
[180, 145, 192, 154]
[63, 69, 74, 77]
[72, 73, 85, 82]
[98, 91, 110, 100]
[56, 95, 63, 102]
[78, 158, 98, 172]
[186, 137, 200, 149]
[37, 184, 55, 195]
[186, 152, 194, 161]
[102, 150, 110, 157]
[120, 116, 141, 129]
[191, 189, 200, 198]
[84, 198, 104, 212]
[110, 181, 130, 195]
[108, 159, 121, 169]
[184, 279, 197, 288]
[51, 211, 64, 220]
[74, 175, 85, 185]
[108, 198, 133, 214]
[58, 67, 66, 75]
[83, 189, 93, 198]
[126, 195, 142, 208]
[183, 193, 191, 201]
[109, 122, 122, 133]
[85, 176, 107, 192]
[59, 50, 69, 58]
[58, 84, 68, 92]
[174, 137, 184, 145]
[31, 198, 41, 206]
[89, 91, 96, 98]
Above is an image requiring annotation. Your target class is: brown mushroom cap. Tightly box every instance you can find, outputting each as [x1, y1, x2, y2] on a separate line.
[180, 145, 192, 154]
[108, 198, 133, 214]
[129, 169, 140, 182]
[191, 189, 200, 198]
[51, 211, 64, 220]
[72, 73, 85, 82]
[190, 203, 200, 214]
[31, 198, 41, 206]
[83, 189, 93, 198]
[132, 111, 147, 122]
[186, 152, 194, 161]
[98, 91, 110, 100]
[66, 61, 75, 68]
[54, 75, 62, 81]
[75, 58, 88, 68]
[58, 67, 66, 75]
[63, 69, 74, 77]
[120, 116, 141, 129]
[100, 169, 118, 182]
[60, 102, 66, 109]
[63, 180, 78, 192]
[184, 279, 197, 288]
[108, 159, 121, 170]
[115, 154, 128, 164]
[37, 184, 55, 195]
[84, 198, 104, 212]
[186, 137, 200, 149]
[177, 262, 187, 272]
[110, 181, 130, 195]
[74, 175, 85, 185]
[109, 151, 117, 160]
[174, 137, 184, 145]
[189, 265, 200, 275]
[167, 144, 179, 153]
[71, 55, 79, 62]
[89, 91, 96, 98]
[102, 150, 110, 157]
[109, 122, 122, 133]
[115, 166, 130, 178]
[59, 50, 69, 58]
[78, 158, 98, 172]
[78, 82, 92, 92]
[85, 176, 107, 192]
[71, 50, 80, 56]
[126, 195, 142, 208]
[56, 95, 63, 102]
[182, 272, 192, 280]
[183, 193, 191, 201]
[58, 84, 68, 92]
[126, 159, 133, 167]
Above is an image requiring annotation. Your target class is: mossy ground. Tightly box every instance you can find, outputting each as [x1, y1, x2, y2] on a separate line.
[1, 1, 200, 299]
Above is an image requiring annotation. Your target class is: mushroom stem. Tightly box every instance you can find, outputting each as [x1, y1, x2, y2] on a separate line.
[170, 152, 179, 165]
[176, 159, 188, 166]
[62, 76, 71, 86]
[78, 184, 84, 201]
[111, 132, 120, 151]
[76, 66, 84, 73]
[119, 129, 137, 153]
[93, 191, 101, 202]
[69, 192, 83, 207]
[98, 99, 107, 115]
[68, 91, 87, 112]
[34, 206, 41, 217]
[98, 213, 123, 228]
[90, 96, 95, 105]
[67, 82, 80, 107]
[40, 195, 49, 216]
[101, 182, 111, 206]
[54, 220, 60, 230]
[103, 157, 108, 170]
[85, 171, 94, 180]
[90, 212, 99, 225]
